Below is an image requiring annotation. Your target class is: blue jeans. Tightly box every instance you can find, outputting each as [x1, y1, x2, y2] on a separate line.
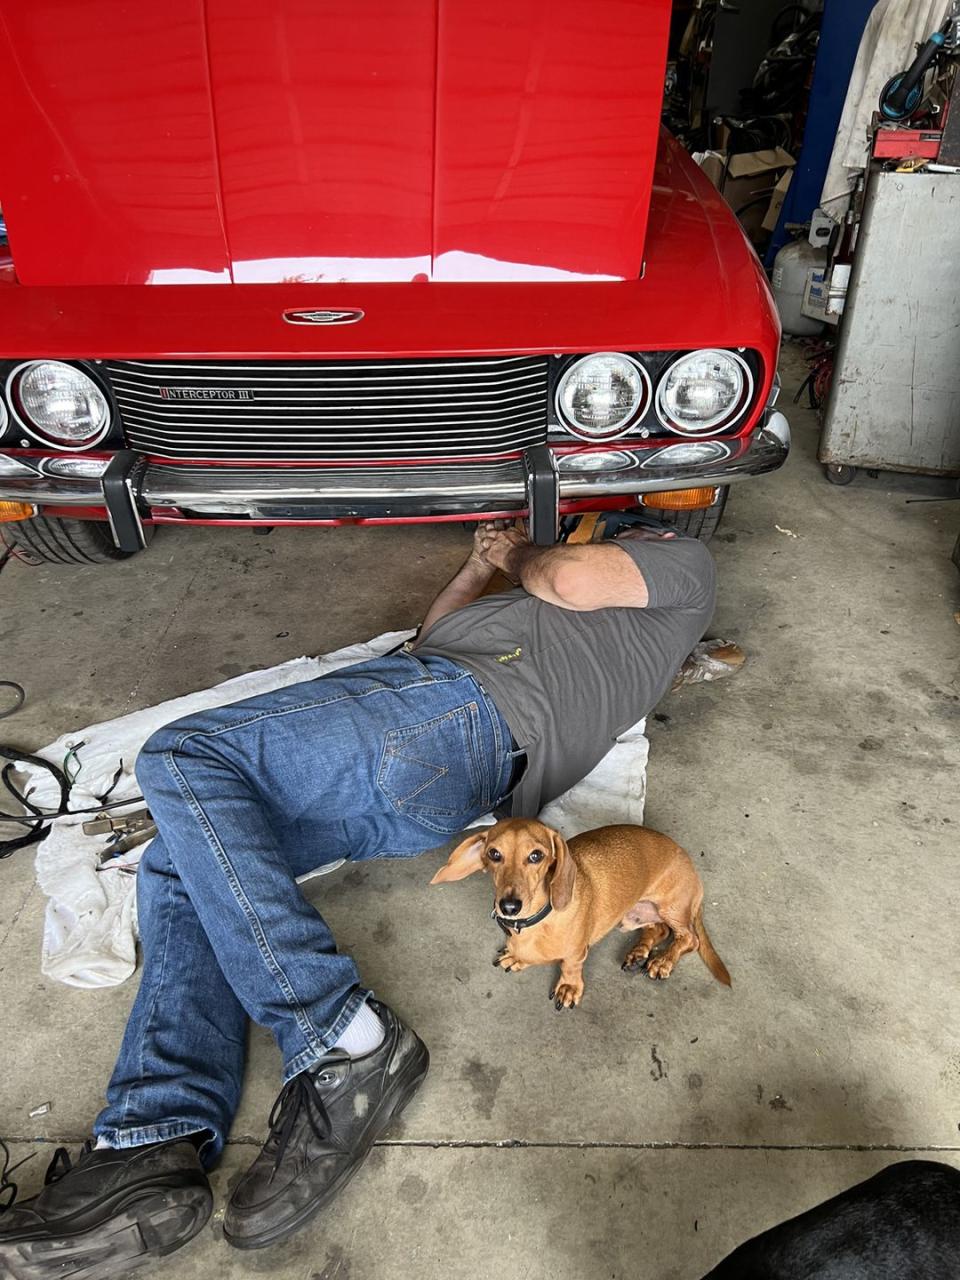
[94, 652, 516, 1165]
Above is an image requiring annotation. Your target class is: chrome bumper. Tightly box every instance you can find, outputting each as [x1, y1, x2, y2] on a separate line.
[0, 413, 789, 520]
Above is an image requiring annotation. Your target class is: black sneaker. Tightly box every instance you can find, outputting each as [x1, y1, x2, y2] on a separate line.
[224, 1000, 428, 1250]
[0, 1139, 212, 1280]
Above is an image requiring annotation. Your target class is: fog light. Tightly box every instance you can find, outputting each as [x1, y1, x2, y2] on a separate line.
[0, 501, 36, 523]
[640, 440, 731, 468]
[556, 449, 637, 474]
[41, 456, 110, 478]
[642, 487, 719, 511]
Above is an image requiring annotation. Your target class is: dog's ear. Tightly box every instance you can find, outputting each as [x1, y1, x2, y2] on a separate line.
[548, 830, 576, 911]
[430, 833, 486, 884]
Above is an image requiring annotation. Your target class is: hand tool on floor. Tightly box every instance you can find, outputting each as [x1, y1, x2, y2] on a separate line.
[84, 808, 157, 863]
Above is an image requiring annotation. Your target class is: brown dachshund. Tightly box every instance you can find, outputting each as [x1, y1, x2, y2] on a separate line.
[430, 818, 730, 1009]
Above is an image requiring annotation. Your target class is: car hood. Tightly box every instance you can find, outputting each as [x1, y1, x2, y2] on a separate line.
[0, 0, 671, 287]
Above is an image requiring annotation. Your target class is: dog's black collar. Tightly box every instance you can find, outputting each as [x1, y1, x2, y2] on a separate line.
[492, 900, 553, 935]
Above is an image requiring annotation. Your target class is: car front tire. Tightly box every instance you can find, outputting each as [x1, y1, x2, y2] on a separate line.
[1, 515, 153, 565]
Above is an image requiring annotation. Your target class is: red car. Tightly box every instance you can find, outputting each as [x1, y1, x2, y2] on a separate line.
[0, 0, 788, 566]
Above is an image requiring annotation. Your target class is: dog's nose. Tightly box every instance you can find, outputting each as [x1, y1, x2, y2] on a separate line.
[498, 896, 523, 917]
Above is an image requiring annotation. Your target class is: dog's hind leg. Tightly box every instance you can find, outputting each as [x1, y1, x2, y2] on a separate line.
[621, 922, 671, 973]
[645, 910, 697, 980]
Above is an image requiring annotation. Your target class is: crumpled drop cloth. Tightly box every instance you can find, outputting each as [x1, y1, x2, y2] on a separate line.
[17, 632, 646, 989]
[820, 0, 950, 220]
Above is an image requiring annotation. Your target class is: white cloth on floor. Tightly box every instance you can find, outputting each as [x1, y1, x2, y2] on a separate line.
[820, 0, 950, 221]
[18, 632, 646, 989]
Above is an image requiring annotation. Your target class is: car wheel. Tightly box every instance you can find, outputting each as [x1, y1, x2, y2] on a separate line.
[1, 516, 154, 565]
[638, 486, 729, 542]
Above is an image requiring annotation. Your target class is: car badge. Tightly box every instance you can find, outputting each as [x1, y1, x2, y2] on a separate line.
[159, 387, 254, 401]
[282, 308, 365, 325]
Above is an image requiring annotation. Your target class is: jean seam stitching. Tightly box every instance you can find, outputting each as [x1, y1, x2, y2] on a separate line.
[119, 844, 175, 1133]
[164, 750, 328, 1061]
[165, 673, 478, 751]
[376, 702, 487, 826]
[102, 1121, 205, 1146]
[283, 988, 368, 1080]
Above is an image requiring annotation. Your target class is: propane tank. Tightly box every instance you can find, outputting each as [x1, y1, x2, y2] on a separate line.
[771, 237, 827, 336]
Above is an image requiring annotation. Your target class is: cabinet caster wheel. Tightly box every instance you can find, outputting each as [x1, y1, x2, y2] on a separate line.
[824, 463, 857, 486]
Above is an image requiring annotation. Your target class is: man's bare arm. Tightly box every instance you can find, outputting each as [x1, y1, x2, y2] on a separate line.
[475, 525, 660, 611]
[413, 523, 509, 646]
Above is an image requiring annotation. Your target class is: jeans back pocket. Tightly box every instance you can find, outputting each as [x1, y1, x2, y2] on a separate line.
[377, 703, 487, 834]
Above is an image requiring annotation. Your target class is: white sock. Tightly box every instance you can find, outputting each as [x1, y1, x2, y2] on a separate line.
[331, 1001, 386, 1058]
[95, 1137, 113, 1150]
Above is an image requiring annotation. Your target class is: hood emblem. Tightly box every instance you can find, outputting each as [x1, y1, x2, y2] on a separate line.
[283, 308, 365, 326]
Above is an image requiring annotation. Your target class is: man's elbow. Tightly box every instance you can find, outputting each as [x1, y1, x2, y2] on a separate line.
[543, 559, 597, 610]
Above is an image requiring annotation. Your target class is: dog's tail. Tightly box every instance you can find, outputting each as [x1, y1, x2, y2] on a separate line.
[694, 907, 731, 986]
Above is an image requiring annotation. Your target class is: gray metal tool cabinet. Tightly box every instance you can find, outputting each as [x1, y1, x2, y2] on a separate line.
[820, 169, 960, 483]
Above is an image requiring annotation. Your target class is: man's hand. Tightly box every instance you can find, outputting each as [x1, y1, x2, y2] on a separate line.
[473, 520, 531, 581]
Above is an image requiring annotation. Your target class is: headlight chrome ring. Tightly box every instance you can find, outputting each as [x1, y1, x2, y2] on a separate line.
[655, 349, 754, 437]
[555, 353, 652, 441]
[6, 360, 111, 451]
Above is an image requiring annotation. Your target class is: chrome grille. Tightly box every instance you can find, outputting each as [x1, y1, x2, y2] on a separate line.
[105, 357, 549, 461]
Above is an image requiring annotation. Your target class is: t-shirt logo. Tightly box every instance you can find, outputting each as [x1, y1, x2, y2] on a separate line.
[495, 646, 523, 664]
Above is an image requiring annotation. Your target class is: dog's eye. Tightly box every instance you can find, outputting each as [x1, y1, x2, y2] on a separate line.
[528, 849, 545, 864]
[487, 848, 503, 863]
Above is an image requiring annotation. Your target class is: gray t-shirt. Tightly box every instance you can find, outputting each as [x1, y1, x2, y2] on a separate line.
[416, 535, 716, 816]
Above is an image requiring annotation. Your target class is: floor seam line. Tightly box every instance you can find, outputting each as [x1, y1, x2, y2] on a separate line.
[126, 563, 203, 710]
[0, 884, 38, 954]
[4, 1136, 959, 1154]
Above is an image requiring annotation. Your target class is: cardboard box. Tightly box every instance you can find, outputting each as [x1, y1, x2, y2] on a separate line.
[762, 169, 792, 233]
[695, 146, 795, 243]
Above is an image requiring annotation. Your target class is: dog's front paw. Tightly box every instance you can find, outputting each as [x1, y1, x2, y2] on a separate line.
[495, 951, 528, 974]
[551, 980, 583, 1011]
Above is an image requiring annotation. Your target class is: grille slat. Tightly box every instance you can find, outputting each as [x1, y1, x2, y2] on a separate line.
[106, 357, 549, 462]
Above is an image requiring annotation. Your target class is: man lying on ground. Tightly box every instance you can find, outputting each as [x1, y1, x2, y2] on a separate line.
[0, 517, 718, 1278]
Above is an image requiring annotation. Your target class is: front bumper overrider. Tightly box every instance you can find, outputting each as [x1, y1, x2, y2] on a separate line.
[0, 413, 790, 549]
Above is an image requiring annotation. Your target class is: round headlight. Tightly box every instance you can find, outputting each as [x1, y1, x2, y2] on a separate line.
[9, 361, 110, 449]
[655, 350, 752, 436]
[556, 354, 650, 440]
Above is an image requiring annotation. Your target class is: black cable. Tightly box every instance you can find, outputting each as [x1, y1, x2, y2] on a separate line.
[0, 1136, 35, 1214]
[0, 683, 145, 857]
[0, 682, 25, 721]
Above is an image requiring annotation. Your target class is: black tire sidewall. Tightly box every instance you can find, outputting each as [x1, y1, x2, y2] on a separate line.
[1, 516, 153, 565]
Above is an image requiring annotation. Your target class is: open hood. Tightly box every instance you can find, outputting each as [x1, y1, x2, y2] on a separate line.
[0, 0, 670, 286]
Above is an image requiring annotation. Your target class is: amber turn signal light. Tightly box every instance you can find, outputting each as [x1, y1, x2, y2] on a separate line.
[642, 487, 718, 511]
[0, 501, 36, 523]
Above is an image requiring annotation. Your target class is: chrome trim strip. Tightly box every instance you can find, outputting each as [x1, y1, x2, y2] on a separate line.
[110, 356, 543, 372]
[0, 417, 790, 516]
[108, 369, 548, 387]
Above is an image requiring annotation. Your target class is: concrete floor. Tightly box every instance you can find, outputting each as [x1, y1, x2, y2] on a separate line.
[1, 347, 959, 1279]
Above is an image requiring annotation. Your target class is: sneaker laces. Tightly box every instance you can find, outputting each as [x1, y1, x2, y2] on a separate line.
[265, 1071, 333, 1183]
